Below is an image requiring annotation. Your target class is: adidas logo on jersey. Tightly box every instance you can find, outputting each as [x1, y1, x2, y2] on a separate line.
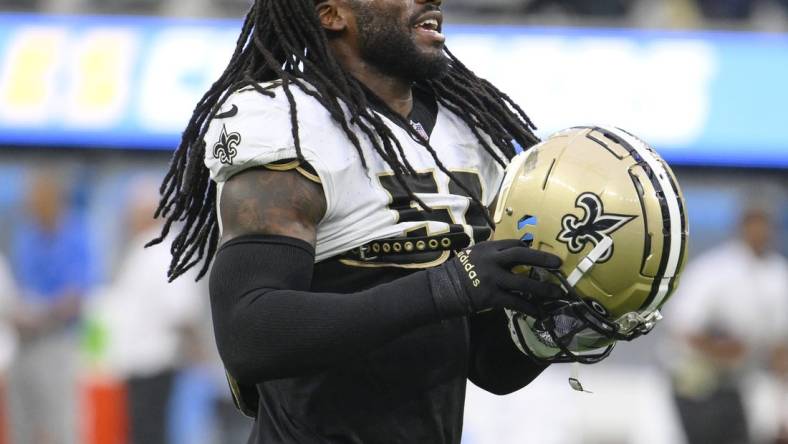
[456, 250, 481, 288]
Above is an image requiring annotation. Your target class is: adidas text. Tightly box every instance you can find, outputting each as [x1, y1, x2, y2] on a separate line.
[456, 250, 481, 288]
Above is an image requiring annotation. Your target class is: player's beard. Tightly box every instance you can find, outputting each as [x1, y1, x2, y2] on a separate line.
[351, 3, 449, 82]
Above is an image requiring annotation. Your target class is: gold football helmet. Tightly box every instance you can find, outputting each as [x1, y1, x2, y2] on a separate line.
[493, 126, 689, 364]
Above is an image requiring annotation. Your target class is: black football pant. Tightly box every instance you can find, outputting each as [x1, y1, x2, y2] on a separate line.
[673, 385, 750, 444]
[127, 369, 176, 444]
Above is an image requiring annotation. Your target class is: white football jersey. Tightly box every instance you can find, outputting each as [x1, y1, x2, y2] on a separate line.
[204, 82, 506, 264]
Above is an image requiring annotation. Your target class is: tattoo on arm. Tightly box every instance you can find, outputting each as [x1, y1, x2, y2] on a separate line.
[219, 167, 327, 246]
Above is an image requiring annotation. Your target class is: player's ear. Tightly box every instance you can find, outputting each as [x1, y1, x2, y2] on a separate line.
[316, 0, 350, 33]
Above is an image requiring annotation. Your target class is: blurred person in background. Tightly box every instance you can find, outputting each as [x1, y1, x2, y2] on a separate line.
[0, 254, 18, 444]
[6, 169, 94, 444]
[776, 343, 788, 444]
[95, 177, 205, 444]
[664, 206, 788, 444]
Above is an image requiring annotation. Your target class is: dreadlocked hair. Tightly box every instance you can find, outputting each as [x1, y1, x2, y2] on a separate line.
[149, 0, 540, 281]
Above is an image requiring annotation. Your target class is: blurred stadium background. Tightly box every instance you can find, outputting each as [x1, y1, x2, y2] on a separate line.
[0, 0, 786, 443]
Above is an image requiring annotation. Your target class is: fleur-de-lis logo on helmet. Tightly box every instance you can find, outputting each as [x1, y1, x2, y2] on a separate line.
[556, 192, 636, 263]
[213, 124, 241, 165]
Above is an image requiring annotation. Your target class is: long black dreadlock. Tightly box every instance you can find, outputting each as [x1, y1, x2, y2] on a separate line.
[148, 0, 540, 281]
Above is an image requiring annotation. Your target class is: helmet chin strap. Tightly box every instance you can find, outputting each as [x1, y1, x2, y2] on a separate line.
[566, 236, 613, 287]
[557, 235, 665, 391]
[569, 362, 593, 394]
[563, 236, 613, 393]
[563, 235, 663, 338]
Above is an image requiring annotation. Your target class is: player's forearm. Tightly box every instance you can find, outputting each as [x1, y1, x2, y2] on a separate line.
[468, 310, 548, 395]
[209, 235, 440, 384]
[686, 333, 747, 366]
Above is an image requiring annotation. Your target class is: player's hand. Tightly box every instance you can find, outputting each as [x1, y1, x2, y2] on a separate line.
[428, 239, 563, 318]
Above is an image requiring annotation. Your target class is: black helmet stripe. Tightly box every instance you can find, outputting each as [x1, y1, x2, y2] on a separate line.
[594, 126, 683, 312]
[662, 164, 688, 299]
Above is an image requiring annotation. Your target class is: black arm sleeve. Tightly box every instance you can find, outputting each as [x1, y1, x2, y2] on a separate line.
[468, 310, 548, 395]
[209, 235, 441, 385]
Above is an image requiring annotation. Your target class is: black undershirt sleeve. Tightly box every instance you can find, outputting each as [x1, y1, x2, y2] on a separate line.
[468, 310, 548, 395]
[209, 235, 441, 385]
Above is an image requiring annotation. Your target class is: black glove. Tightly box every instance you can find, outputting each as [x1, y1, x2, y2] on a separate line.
[427, 239, 563, 319]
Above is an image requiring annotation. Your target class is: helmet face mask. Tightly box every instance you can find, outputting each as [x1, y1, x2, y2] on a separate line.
[495, 126, 689, 364]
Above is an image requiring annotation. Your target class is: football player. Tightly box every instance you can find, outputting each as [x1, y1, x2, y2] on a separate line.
[148, 1, 685, 443]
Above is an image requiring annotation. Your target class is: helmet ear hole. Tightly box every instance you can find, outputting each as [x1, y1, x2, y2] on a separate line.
[528, 267, 550, 282]
[589, 300, 608, 317]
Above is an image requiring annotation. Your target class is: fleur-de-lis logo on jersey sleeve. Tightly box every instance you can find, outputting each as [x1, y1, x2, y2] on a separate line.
[556, 192, 636, 263]
[213, 124, 241, 165]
